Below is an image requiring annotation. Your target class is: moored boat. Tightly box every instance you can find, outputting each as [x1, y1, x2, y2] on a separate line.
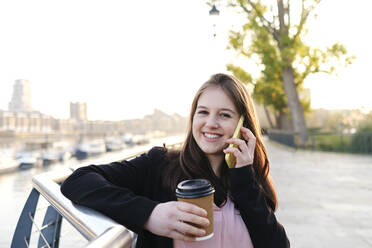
[41, 150, 61, 166]
[105, 137, 124, 152]
[17, 151, 42, 169]
[74, 140, 106, 160]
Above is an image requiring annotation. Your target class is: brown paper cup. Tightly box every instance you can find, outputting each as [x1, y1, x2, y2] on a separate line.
[176, 179, 215, 241]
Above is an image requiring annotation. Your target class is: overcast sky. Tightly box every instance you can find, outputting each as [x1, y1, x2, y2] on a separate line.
[0, 0, 371, 121]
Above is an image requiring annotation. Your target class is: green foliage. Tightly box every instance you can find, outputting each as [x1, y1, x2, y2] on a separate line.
[310, 134, 351, 152]
[308, 117, 372, 153]
[350, 118, 372, 153]
[226, 0, 354, 124]
[226, 64, 253, 84]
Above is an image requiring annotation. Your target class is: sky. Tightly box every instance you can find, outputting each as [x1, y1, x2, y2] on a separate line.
[0, 0, 371, 121]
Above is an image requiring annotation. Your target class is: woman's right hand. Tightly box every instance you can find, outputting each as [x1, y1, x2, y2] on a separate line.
[143, 201, 210, 241]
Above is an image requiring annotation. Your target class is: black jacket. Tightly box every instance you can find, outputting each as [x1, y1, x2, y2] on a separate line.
[61, 146, 290, 248]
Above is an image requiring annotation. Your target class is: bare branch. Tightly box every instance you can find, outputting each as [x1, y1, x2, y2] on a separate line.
[287, 0, 290, 28]
[293, 0, 322, 41]
[277, 0, 287, 33]
[298, 64, 329, 86]
[244, 0, 280, 42]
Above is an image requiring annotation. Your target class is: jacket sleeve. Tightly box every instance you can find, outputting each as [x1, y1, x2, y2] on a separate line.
[229, 165, 290, 248]
[60, 146, 166, 233]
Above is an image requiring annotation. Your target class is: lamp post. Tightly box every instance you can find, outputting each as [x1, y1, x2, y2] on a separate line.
[209, 4, 220, 37]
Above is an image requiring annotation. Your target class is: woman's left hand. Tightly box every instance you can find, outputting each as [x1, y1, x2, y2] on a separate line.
[223, 126, 256, 168]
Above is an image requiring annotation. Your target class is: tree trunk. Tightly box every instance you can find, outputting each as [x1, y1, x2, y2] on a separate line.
[282, 66, 308, 146]
[263, 106, 275, 129]
[275, 111, 292, 130]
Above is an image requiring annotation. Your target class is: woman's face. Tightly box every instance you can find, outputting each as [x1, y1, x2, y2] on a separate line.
[192, 86, 240, 158]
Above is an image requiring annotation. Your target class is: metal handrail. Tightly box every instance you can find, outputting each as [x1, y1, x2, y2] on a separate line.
[28, 142, 183, 247]
[32, 168, 125, 239]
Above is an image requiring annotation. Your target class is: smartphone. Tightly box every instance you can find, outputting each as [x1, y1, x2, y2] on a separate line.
[225, 115, 245, 168]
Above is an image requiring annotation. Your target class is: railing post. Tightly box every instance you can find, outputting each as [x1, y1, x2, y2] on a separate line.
[38, 206, 63, 248]
[11, 188, 40, 248]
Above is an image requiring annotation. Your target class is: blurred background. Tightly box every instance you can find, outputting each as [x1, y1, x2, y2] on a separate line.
[1, 0, 372, 247]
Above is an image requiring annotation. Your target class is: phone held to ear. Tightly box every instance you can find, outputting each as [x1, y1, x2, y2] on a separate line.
[225, 115, 244, 168]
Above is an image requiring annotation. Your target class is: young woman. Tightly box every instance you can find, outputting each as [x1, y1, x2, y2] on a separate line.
[61, 73, 290, 248]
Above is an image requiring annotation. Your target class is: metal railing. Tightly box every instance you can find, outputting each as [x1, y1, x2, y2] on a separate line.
[11, 142, 183, 248]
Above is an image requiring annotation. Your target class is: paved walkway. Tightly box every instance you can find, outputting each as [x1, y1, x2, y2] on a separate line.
[267, 139, 372, 248]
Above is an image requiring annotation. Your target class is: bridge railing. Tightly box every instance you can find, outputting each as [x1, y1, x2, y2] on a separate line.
[11, 143, 182, 248]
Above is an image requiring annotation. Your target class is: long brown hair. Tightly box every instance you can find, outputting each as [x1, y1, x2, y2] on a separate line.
[163, 73, 277, 210]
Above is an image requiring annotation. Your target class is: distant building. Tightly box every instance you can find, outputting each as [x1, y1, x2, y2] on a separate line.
[70, 102, 87, 121]
[8, 79, 32, 112]
[0, 110, 53, 134]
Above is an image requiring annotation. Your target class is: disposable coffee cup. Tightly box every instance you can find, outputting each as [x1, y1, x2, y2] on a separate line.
[176, 179, 215, 241]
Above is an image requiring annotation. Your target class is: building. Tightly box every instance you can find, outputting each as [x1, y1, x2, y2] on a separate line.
[70, 102, 87, 121]
[0, 110, 53, 134]
[8, 79, 32, 112]
[0, 110, 16, 132]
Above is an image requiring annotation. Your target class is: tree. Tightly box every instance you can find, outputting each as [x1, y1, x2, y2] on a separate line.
[222, 0, 353, 145]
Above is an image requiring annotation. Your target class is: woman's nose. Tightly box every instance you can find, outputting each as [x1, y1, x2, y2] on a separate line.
[205, 116, 219, 128]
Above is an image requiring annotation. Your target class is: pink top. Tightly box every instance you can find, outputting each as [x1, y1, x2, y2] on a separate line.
[173, 197, 254, 248]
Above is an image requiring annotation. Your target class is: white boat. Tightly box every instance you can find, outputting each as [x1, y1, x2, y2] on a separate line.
[41, 142, 73, 165]
[105, 137, 124, 152]
[41, 150, 61, 165]
[75, 140, 106, 160]
[122, 134, 135, 147]
[16, 151, 42, 169]
[132, 135, 150, 145]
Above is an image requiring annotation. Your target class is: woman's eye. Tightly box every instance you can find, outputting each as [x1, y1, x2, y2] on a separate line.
[220, 113, 231, 118]
[197, 110, 208, 115]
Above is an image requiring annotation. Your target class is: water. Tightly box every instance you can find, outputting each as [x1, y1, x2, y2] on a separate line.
[0, 157, 85, 247]
[0, 135, 184, 248]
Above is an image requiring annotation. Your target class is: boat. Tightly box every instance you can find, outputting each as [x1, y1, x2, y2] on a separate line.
[16, 151, 42, 169]
[132, 135, 150, 145]
[54, 141, 73, 162]
[41, 142, 73, 165]
[122, 134, 136, 147]
[74, 140, 106, 160]
[41, 150, 61, 166]
[105, 137, 124, 152]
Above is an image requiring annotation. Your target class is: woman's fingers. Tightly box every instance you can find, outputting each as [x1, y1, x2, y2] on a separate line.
[178, 211, 209, 227]
[174, 220, 206, 237]
[176, 202, 209, 227]
[177, 201, 207, 217]
[173, 202, 209, 238]
[223, 145, 240, 157]
[241, 127, 256, 156]
[226, 137, 249, 154]
[224, 127, 256, 167]
[241, 127, 256, 149]
[144, 201, 209, 241]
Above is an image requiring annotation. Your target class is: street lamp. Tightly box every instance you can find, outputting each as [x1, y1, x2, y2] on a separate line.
[209, 4, 220, 37]
[209, 4, 220, 16]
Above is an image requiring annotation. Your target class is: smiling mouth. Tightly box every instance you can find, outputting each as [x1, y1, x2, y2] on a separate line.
[203, 132, 222, 139]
